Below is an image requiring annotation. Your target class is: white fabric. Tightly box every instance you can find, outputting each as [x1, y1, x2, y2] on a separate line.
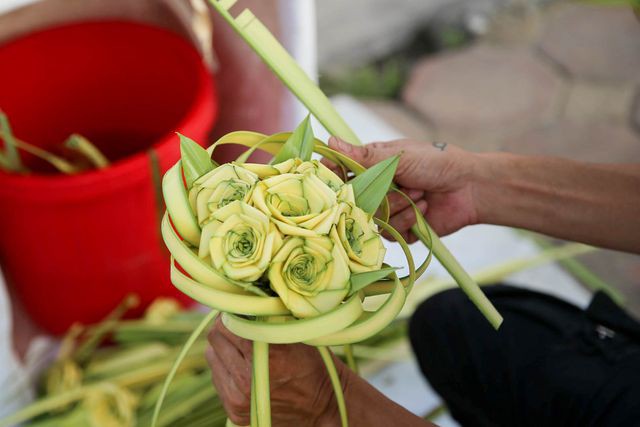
[0, 272, 30, 418]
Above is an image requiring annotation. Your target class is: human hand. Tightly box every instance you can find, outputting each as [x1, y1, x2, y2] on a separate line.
[324, 137, 480, 240]
[206, 317, 347, 426]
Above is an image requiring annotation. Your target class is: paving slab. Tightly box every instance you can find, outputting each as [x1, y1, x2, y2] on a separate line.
[563, 81, 636, 122]
[403, 44, 565, 151]
[484, 1, 543, 46]
[504, 121, 640, 163]
[538, 3, 640, 83]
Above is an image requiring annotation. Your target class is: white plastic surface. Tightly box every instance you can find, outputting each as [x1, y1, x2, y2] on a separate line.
[279, 0, 318, 130]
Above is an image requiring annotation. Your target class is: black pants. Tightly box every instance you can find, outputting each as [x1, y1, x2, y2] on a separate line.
[409, 285, 640, 427]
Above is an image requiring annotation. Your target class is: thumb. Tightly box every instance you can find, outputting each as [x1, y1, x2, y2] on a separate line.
[328, 136, 388, 168]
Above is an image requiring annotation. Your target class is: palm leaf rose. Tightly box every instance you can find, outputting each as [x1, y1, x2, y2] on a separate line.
[251, 170, 340, 236]
[189, 163, 258, 225]
[268, 234, 350, 318]
[336, 203, 386, 273]
[293, 159, 344, 191]
[200, 200, 282, 283]
[154, 115, 499, 427]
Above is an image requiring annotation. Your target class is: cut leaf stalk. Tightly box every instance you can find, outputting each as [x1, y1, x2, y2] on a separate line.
[0, 111, 23, 172]
[64, 134, 110, 169]
[318, 346, 348, 427]
[253, 341, 271, 427]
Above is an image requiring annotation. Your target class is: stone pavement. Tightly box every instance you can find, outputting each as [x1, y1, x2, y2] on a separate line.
[398, 2, 640, 158]
[362, 2, 640, 316]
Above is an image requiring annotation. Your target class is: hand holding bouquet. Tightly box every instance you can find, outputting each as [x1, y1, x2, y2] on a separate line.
[156, 117, 498, 427]
[156, 117, 434, 426]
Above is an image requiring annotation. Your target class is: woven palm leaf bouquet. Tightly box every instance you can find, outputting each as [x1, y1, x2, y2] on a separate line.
[155, 117, 433, 426]
[156, 2, 504, 426]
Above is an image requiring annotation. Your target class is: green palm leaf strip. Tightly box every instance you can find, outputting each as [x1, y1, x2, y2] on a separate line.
[270, 114, 314, 164]
[209, 1, 360, 144]
[318, 346, 348, 426]
[64, 134, 110, 169]
[251, 371, 258, 427]
[0, 130, 78, 174]
[0, 111, 22, 171]
[151, 309, 218, 427]
[155, 122, 479, 427]
[401, 242, 598, 317]
[349, 267, 400, 297]
[207, 0, 502, 330]
[179, 133, 215, 187]
[253, 341, 271, 427]
[343, 344, 359, 374]
[524, 232, 625, 305]
[349, 154, 400, 215]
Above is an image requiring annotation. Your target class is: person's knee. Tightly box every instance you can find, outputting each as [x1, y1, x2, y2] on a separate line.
[409, 284, 513, 340]
[408, 288, 467, 354]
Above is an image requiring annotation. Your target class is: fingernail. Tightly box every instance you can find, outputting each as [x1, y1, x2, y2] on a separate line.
[417, 200, 428, 213]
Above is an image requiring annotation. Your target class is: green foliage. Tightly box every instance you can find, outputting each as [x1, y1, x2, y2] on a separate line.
[349, 267, 399, 296]
[582, 0, 639, 6]
[349, 155, 400, 215]
[320, 59, 406, 99]
[64, 134, 110, 169]
[151, 310, 218, 427]
[439, 28, 467, 49]
[0, 110, 23, 172]
[179, 133, 213, 188]
[270, 115, 315, 164]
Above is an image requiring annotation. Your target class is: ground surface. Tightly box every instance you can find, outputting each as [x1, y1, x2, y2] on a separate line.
[338, 2, 640, 318]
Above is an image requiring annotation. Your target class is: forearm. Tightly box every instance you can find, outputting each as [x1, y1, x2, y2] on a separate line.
[473, 153, 640, 253]
[321, 370, 434, 427]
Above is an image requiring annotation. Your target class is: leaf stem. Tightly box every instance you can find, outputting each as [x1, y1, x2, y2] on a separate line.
[0, 130, 79, 174]
[343, 344, 358, 374]
[250, 370, 258, 427]
[318, 347, 348, 427]
[525, 233, 625, 305]
[64, 134, 110, 169]
[75, 294, 139, 364]
[417, 220, 503, 329]
[0, 112, 23, 171]
[253, 340, 271, 427]
[0, 388, 85, 427]
[151, 310, 218, 427]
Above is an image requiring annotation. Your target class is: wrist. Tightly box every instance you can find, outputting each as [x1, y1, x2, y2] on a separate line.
[469, 151, 517, 225]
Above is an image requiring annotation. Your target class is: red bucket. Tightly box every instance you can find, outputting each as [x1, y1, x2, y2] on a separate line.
[0, 21, 217, 334]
